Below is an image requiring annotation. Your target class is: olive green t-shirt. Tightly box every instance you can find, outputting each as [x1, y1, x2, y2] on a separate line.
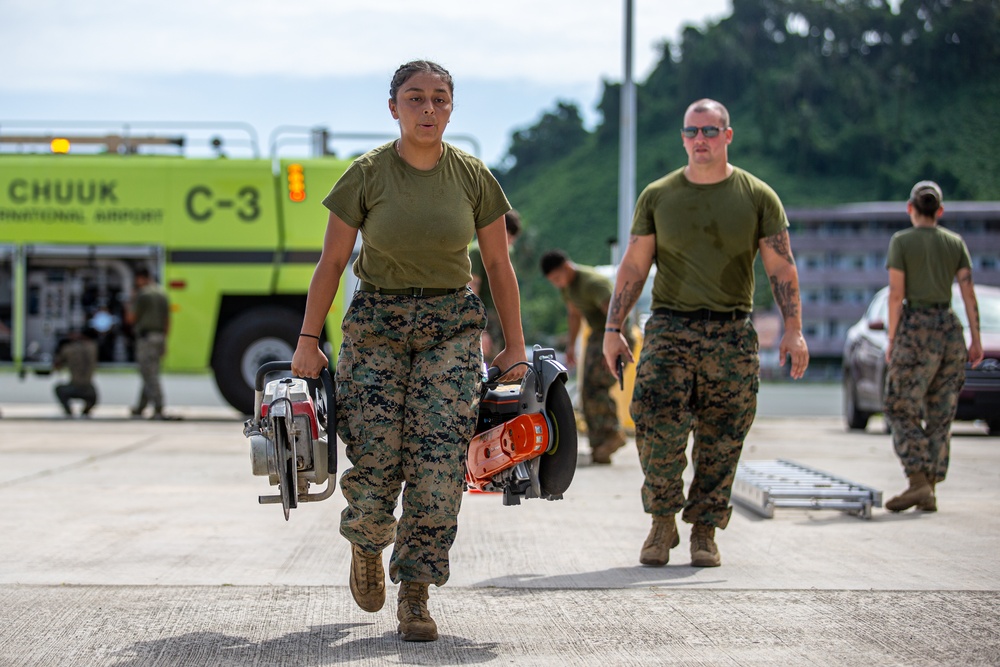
[886, 226, 971, 306]
[55, 339, 97, 386]
[561, 265, 613, 332]
[631, 166, 788, 312]
[323, 142, 510, 289]
[133, 285, 170, 336]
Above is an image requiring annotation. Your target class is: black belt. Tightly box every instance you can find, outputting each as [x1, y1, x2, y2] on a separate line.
[906, 302, 950, 310]
[358, 281, 463, 297]
[654, 307, 749, 322]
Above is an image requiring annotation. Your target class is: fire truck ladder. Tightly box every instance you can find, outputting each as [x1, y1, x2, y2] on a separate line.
[732, 459, 883, 520]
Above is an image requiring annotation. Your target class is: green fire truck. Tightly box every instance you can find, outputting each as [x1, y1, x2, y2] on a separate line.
[0, 121, 362, 414]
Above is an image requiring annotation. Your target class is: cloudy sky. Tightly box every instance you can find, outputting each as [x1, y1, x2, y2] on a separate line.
[1, 0, 731, 165]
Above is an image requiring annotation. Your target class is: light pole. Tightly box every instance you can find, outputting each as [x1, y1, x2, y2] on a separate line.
[617, 0, 637, 266]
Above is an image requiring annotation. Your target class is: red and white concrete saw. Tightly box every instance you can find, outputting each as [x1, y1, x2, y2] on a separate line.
[245, 346, 578, 519]
[244, 361, 336, 521]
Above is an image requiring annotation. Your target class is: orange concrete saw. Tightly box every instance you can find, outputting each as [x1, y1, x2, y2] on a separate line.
[466, 346, 578, 505]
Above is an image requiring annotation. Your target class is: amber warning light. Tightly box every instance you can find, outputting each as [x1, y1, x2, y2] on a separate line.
[287, 163, 306, 202]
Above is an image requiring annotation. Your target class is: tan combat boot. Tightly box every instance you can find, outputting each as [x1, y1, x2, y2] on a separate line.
[349, 544, 385, 612]
[592, 431, 627, 464]
[690, 524, 722, 567]
[885, 472, 932, 512]
[916, 480, 937, 512]
[397, 581, 438, 642]
[639, 514, 679, 566]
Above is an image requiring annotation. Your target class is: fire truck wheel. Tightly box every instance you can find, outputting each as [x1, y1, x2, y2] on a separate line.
[212, 307, 302, 415]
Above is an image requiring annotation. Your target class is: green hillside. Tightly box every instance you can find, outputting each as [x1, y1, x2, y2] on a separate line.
[495, 0, 1000, 344]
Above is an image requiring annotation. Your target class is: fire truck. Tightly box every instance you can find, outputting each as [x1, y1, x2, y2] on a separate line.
[0, 121, 368, 414]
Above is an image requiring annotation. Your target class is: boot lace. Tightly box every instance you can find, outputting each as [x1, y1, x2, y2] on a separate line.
[400, 585, 431, 621]
[692, 526, 714, 554]
[355, 550, 382, 591]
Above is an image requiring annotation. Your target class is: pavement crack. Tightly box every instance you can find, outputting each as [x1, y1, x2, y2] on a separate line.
[0, 435, 162, 488]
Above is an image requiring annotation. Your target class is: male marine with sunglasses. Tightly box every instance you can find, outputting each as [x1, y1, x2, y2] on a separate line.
[603, 99, 809, 567]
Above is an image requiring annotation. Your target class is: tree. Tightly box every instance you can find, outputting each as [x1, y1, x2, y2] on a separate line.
[499, 102, 588, 187]
[494, 0, 1000, 345]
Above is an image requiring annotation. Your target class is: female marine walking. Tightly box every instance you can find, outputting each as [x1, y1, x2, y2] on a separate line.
[883, 180, 983, 513]
[291, 60, 526, 641]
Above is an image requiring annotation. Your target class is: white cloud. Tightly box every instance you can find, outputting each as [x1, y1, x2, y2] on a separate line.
[2, 0, 730, 91]
[0, 0, 731, 164]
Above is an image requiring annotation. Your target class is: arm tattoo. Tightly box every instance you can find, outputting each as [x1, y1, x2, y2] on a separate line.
[769, 276, 800, 320]
[763, 231, 795, 266]
[608, 280, 643, 325]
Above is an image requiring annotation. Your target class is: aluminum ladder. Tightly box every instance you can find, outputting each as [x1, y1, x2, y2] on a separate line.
[732, 459, 882, 520]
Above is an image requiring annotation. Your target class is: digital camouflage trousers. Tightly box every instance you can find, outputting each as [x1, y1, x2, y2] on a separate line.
[884, 307, 966, 483]
[582, 334, 623, 449]
[335, 288, 486, 586]
[631, 312, 759, 529]
[135, 333, 166, 412]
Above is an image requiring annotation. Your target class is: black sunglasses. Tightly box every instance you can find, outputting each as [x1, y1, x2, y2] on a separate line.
[681, 125, 726, 139]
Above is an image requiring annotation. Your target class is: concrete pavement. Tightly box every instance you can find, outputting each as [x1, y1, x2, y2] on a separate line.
[1, 378, 999, 665]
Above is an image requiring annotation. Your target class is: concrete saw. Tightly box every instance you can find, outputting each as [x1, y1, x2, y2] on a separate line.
[466, 346, 578, 505]
[243, 346, 578, 519]
[244, 361, 336, 520]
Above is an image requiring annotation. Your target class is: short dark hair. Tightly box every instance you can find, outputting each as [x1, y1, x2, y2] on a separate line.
[505, 209, 522, 238]
[540, 249, 569, 276]
[389, 61, 454, 102]
[909, 180, 943, 218]
[134, 267, 150, 280]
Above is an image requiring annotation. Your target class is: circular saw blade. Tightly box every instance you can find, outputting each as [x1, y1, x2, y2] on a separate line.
[273, 418, 298, 520]
[538, 380, 578, 497]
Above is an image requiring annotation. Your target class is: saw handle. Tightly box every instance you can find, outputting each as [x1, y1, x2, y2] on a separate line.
[484, 365, 503, 385]
[253, 361, 336, 475]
